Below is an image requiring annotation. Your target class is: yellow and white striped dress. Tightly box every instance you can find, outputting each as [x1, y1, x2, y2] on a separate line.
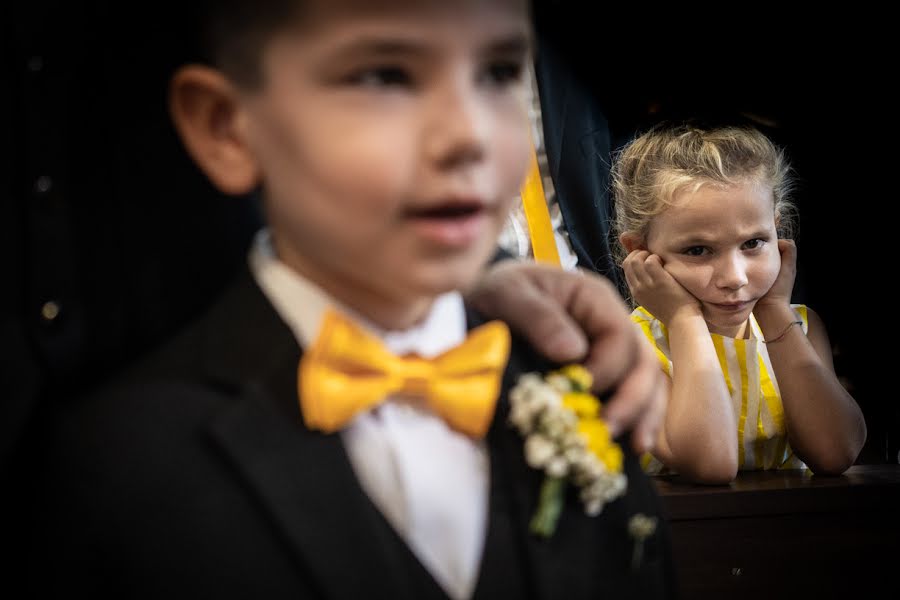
[632, 305, 809, 473]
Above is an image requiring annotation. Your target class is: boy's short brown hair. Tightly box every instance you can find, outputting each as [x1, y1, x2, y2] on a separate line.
[192, 0, 304, 88]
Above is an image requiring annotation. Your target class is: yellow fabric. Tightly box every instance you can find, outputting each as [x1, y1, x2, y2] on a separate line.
[298, 309, 511, 439]
[734, 338, 751, 468]
[632, 308, 671, 377]
[520, 138, 560, 265]
[631, 305, 809, 473]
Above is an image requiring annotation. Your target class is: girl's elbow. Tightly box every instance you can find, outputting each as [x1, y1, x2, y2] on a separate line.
[807, 438, 865, 476]
[808, 456, 854, 476]
[679, 452, 738, 484]
[690, 460, 738, 484]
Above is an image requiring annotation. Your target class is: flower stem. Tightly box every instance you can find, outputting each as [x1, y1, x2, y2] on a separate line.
[529, 475, 566, 538]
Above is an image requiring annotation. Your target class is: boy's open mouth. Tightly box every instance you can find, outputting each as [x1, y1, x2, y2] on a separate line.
[405, 201, 488, 247]
[406, 201, 485, 219]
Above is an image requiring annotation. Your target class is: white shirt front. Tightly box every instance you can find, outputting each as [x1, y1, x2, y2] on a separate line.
[249, 230, 489, 600]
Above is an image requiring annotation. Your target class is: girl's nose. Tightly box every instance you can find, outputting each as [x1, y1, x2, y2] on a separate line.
[715, 253, 748, 290]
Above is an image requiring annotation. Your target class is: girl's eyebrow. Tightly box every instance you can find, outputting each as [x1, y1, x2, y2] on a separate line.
[671, 229, 773, 246]
[669, 232, 718, 246]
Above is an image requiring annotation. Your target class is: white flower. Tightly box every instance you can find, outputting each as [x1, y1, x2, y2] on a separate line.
[524, 434, 556, 468]
[584, 498, 604, 517]
[546, 456, 570, 478]
[509, 401, 537, 434]
[541, 411, 571, 440]
[545, 373, 572, 394]
[628, 513, 658, 540]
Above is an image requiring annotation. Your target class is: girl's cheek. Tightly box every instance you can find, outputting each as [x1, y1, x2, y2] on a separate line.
[664, 262, 695, 284]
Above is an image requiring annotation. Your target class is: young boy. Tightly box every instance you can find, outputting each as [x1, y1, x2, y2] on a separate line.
[30, 2, 674, 598]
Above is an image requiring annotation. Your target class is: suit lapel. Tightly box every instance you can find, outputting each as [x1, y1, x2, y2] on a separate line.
[470, 311, 605, 600]
[474, 338, 559, 600]
[209, 365, 427, 600]
[198, 269, 434, 600]
[481, 330, 652, 600]
[466, 308, 552, 600]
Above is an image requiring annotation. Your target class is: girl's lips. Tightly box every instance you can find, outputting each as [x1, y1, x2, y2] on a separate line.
[708, 301, 751, 312]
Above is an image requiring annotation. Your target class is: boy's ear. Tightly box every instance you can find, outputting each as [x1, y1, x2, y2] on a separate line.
[169, 65, 260, 195]
[619, 232, 645, 253]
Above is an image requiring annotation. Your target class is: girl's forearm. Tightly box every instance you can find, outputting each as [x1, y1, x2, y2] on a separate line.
[663, 312, 738, 482]
[756, 306, 867, 474]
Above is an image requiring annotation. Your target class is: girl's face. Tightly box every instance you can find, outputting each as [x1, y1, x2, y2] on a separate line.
[646, 180, 782, 337]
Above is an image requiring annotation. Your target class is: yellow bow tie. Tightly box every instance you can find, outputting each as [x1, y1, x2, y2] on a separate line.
[298, 309, 511, 439]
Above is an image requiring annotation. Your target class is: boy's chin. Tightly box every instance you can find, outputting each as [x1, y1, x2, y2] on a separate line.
[406, 251, 494, 296]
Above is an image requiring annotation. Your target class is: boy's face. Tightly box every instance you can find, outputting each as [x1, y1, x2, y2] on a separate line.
[240, 0, 532, 328]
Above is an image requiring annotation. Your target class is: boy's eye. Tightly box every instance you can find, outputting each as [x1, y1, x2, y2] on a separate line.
[348, 66, 411, 88]
[479, 60, 524, 86]
[683, 246, 709, 257]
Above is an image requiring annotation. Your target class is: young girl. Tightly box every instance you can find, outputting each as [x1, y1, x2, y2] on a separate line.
[611, 123, 866, 484]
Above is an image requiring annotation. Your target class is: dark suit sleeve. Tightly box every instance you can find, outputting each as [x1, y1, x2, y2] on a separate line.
[533, 40, 622, 291]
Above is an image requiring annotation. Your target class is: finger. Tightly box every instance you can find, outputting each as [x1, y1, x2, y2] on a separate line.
[599, 336, 661, 443]
[642, 254, 668, 283]
[512, 290, 590, 362]
[624, 251, 652, 290]
[621, 259, 640, 295]
[778, 238, 797, 266]
[629, 370, 668, 454]
[563, 275, 637, 394]
[469, 262, 590, 362]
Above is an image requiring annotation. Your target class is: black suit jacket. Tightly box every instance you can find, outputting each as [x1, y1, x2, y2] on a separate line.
[29, 269, 675, 599]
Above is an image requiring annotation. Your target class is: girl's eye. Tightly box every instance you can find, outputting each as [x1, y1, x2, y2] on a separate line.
[743, 238, 765, 250]
[683, 246, 708, 257]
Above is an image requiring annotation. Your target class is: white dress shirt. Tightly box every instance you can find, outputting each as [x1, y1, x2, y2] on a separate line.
[249, 230, 489, 600]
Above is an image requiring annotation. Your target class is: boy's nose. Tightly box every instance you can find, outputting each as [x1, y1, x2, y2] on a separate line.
[424, 77, 488, 170]
[715, 253, 749, 290]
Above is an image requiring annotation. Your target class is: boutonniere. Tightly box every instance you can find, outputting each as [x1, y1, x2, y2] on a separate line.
[509, 364, 627, 538]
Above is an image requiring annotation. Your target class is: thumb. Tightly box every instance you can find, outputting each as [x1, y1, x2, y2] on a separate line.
[505, 288, 588, 362]
[466, 261, 590, 362]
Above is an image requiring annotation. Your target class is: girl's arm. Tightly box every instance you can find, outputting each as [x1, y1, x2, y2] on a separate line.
[755, 303, 866, 474]
[654, 307, 739, 483]
[754, 240, 866, 474]
[624, 250, 738, 483]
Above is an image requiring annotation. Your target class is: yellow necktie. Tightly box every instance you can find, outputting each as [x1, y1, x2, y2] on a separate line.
[299, 309, 511, 438]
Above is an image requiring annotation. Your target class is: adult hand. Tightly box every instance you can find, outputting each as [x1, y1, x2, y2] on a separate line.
[621, 249, 700, 326]
[466, 259, 666, 453]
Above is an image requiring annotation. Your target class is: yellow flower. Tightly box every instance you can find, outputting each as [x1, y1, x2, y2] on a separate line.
[562, 392, 600, 418]
[557, 364, 593, 391]
[578, 419, 624, 473]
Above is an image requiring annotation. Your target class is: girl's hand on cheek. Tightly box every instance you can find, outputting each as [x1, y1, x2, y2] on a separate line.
[756, 239, 797, 312]
[623, 250, 702, 326]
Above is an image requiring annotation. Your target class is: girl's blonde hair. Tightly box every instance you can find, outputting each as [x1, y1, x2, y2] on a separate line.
[610, 122, 796, 266]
